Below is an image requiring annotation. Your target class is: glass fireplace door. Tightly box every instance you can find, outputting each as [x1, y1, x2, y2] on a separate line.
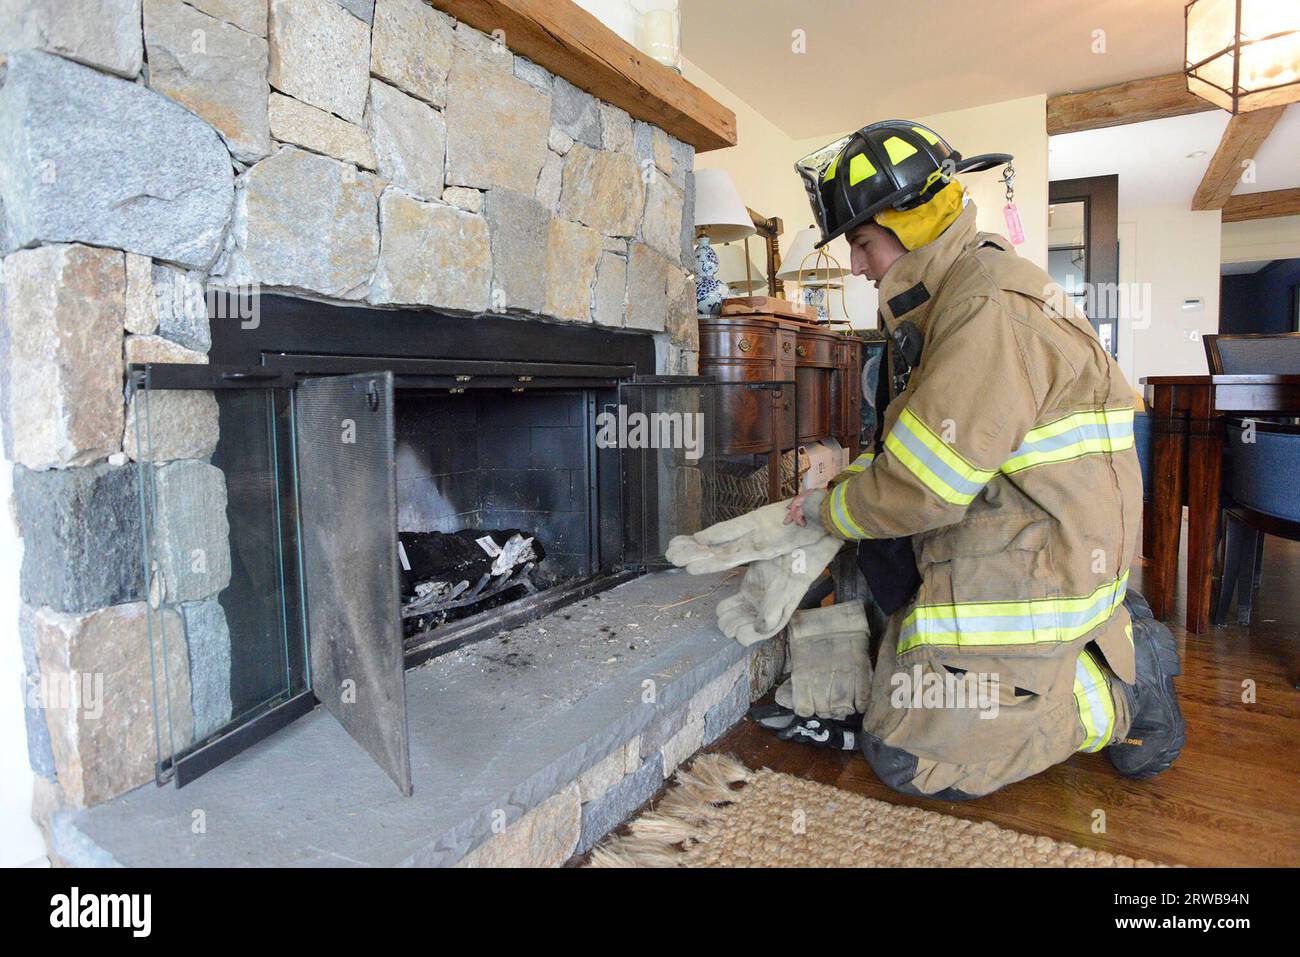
[132, 364, 411, 795]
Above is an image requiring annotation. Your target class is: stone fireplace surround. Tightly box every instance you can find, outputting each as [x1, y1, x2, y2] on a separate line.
[0, 0, 755, 864]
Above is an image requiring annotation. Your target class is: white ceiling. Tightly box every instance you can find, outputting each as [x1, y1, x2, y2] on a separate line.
[1236, 103, 1300, 195]
[681, 0, 1189, 140]
[1221, 260, 1274, 275]
[1048, 105, 1300, 208]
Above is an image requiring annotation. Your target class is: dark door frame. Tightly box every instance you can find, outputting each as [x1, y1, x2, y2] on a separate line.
[1049, 174, 1120, 355]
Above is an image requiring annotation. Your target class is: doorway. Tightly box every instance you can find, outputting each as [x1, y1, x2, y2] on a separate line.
[1049, 175, 1120, 356]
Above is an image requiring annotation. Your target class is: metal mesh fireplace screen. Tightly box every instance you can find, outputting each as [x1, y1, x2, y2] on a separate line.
[705, 451, 799, 525]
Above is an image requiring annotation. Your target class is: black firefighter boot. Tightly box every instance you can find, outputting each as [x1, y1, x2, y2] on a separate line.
[1108, 597, 1186, 779]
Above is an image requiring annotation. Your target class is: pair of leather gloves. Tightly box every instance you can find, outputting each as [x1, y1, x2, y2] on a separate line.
[751, 600, 872, 751]
[665, 491, 842, 645]
[667, 496, 873, 746]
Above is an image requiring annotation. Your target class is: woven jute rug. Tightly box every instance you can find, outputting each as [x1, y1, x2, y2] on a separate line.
[588, 754, 1165, 867]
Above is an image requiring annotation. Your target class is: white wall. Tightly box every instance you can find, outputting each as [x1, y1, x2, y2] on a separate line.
[0, 436, 44, 866]
[1119, 204, 1223, 381]
[682, 58, 815, 254]
[682, 64, 1049, 331]
[571, 0, 639, 46]
[1221, 214, 1300, 264]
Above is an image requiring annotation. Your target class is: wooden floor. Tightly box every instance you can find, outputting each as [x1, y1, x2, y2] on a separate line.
[704, 531, 1300, 868]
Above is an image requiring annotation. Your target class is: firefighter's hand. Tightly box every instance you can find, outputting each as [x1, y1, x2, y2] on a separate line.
[784, 494, 808, 527]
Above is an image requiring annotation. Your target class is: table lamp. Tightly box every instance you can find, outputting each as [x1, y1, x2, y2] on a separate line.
[693, 168, 755, 315]
[715, 240, 768, 295]
[776, 227, 850, 323]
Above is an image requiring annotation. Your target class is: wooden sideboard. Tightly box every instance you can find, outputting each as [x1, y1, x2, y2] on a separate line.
[699, 314, 862, 502]
[832, 334, 863, 459]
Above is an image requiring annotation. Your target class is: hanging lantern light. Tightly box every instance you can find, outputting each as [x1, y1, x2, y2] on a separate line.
[1185, 0, 1300, 113]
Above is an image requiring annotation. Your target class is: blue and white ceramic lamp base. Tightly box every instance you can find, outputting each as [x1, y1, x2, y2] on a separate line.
[695, 236, 728, 316]
[801, 285, 829, 323]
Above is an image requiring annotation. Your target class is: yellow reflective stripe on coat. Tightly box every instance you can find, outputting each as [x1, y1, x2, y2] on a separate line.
[827, 480, 871, 539]
[1001, 407, 1134, 475]
[884, 407, 997, 506]
[842, 452, 875, 474]
[898, 573, 1130, 654]
[1073, 649, 1115, 752]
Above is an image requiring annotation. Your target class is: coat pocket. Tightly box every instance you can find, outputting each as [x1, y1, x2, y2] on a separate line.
[903, 516, 1061, 665]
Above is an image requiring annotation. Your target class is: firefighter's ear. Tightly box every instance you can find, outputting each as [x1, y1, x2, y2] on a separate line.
[875, 223, 905, 251]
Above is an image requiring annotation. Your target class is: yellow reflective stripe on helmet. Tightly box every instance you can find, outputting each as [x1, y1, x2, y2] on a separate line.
[822, 153, 840, 183]
[842, 452, 875, 474]
[1073, 650, 1115, 753]
[827, 480, 871, 540]
[883, 136, 918, 165]
[898, 573, 1130, 654]
[1001, 407, 1135, 475]
[912, 126, 941, 146]
[848, 153, 876, 186]
[884, 408, 996, 507]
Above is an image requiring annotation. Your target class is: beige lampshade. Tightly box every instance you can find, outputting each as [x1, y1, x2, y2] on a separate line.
[693, 168, 755, 243]
[715, 241, 768, 293]
[776, 227, 850, 282]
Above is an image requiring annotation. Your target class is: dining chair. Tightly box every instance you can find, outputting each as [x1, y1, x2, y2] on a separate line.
[1216, 419, 1300, 650]
[1203, 332, 1300, 376]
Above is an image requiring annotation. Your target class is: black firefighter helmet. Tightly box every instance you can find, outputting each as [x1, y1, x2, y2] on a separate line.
[796, 120, 1012, 248]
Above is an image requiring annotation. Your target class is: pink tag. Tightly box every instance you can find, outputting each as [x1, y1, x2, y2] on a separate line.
[1003, 202, 1025, 245]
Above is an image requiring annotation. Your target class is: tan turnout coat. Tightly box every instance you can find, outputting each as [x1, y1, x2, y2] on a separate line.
[819, 202, 1141, 795]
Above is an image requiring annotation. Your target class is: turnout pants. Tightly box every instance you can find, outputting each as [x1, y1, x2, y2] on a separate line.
[855, 608, 1137, 800]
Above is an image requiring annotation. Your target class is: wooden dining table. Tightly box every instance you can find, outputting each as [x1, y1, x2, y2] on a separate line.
[1141, 374, 1300, 634]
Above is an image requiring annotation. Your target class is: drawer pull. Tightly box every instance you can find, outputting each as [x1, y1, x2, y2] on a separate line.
[782, 341, 792, 354]
[796, 344, 809, 358]
[738, 338, 754, 353]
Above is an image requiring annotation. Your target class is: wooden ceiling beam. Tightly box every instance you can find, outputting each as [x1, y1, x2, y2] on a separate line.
[1047, 73, 1215, 136]
[1221, 188, 1300, 223]
[1191, 106, 1287, 211]
[429, 0, 737, 152]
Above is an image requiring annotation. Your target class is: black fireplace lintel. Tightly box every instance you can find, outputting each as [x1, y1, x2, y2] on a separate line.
[207, 293, 658, 377]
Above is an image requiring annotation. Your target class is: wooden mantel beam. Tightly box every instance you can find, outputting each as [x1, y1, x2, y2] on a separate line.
[1047, 73, 1215, 136]
[1192, 106, 1287, 211]
[429, 0, 737, 152]
[1221, 188, 1300, 223]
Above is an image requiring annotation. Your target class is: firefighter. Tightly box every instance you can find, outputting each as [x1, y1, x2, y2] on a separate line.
[769, 120, 1185, 799]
